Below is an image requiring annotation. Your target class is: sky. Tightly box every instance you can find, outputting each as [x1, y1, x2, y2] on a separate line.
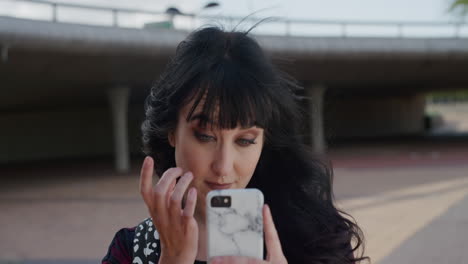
[0, 0, 466, 37]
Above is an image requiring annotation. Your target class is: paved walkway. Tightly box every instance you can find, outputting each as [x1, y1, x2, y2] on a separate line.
[331, 136, 468, 263]
[334, 166, 468, 263]
[1, 138, 468, 264]
[0, 160, 147, 263]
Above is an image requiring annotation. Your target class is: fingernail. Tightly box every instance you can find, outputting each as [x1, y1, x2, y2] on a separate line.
[262, 204, 270, 218]
[145, 156, 153, 166]
[189, 188, 197, 198]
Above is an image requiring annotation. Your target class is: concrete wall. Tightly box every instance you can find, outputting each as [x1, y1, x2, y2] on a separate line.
[325, 94, 426, 139]
[1, 94, 427, 164]
[0, 105, 144, 163]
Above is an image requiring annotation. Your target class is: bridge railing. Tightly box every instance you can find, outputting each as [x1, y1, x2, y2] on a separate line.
[1, 0, 467, 38]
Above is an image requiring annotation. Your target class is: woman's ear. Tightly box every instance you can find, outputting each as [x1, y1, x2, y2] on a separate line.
[168, 130, 175, 147]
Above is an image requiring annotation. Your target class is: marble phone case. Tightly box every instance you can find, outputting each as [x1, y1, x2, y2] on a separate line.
[206, 188, 264, 261]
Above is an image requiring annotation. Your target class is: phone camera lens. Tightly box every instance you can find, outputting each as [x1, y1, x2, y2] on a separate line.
[211, 196, 231, 207]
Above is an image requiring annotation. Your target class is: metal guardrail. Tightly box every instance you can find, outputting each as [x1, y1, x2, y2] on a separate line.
[3, 0, 468, 38]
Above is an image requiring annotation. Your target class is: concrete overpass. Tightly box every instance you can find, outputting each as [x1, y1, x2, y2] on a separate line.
[2, 15, 468, 171]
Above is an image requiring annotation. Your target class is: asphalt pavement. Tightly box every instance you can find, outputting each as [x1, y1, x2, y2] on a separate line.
[1, 137, 468, 264]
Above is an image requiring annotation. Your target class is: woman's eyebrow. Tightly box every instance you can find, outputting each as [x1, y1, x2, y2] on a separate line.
[240, 121, 261, 129]
[188, 113, 210, 123]
[241, 127, 262, 134]
[188, 113, 260, 130]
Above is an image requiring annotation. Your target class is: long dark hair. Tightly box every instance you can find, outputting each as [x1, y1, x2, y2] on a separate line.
[141, 26, 368, 264]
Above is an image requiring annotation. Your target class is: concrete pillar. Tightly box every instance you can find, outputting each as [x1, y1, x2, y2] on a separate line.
[1, 44, 9, 63]
[306, 84, 327, 154]
[107, 86, 130, 173]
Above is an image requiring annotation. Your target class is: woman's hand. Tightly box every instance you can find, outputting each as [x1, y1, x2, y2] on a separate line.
[139, 156, 198, 264]
[210, 205, 288, 264]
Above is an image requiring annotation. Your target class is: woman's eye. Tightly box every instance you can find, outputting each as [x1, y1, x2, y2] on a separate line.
[237, 138, 256, 146]
[194, 132, 215, 142]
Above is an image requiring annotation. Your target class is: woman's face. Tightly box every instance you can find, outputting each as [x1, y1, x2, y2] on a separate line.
[169, 99, 264, 217]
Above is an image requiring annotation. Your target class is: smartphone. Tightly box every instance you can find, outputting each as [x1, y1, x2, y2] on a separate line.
[206, 188, 264, 261]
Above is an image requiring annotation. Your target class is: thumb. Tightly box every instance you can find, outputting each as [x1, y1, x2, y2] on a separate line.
[185, 217, 199, 248]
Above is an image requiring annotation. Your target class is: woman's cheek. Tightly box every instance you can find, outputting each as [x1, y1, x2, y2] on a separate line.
[179, 141, 211, 175]
[238, 147, 263, 185]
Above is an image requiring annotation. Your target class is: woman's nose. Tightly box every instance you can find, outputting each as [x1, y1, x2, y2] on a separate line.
[211, 145, 234, 178]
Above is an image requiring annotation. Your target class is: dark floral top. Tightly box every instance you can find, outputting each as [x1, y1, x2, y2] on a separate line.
[102, 218, 207, 264]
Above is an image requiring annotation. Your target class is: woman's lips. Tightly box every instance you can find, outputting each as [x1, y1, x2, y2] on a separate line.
[205, 181, 233, 190]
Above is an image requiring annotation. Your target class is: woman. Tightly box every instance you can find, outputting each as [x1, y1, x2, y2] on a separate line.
[102, 26, 367, 264]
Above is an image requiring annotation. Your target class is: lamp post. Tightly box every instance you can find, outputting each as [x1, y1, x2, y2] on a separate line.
[165, 2, 220, 29]
[143, 2, 219, 29]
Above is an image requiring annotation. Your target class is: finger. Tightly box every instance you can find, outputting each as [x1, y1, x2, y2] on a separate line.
[182, 187, 197, 218]
[183, 188, 198, 242]
[139, 156, 154, 206]
[169, 172, 194, 217]
[165, 177, 177, 208]
[210, 256, 266, 264]
[263, 204, 285, 261]
[153, 167, 184, 211]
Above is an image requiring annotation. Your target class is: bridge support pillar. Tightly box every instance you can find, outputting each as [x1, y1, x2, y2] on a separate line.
[306, 84, 327, 155]
[108, 86, 130, 173]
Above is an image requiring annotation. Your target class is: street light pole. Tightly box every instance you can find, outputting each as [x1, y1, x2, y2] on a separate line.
[165, 1, 220, 29]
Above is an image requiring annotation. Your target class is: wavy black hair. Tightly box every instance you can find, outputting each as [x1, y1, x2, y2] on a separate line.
[141, 26, 368, 264]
